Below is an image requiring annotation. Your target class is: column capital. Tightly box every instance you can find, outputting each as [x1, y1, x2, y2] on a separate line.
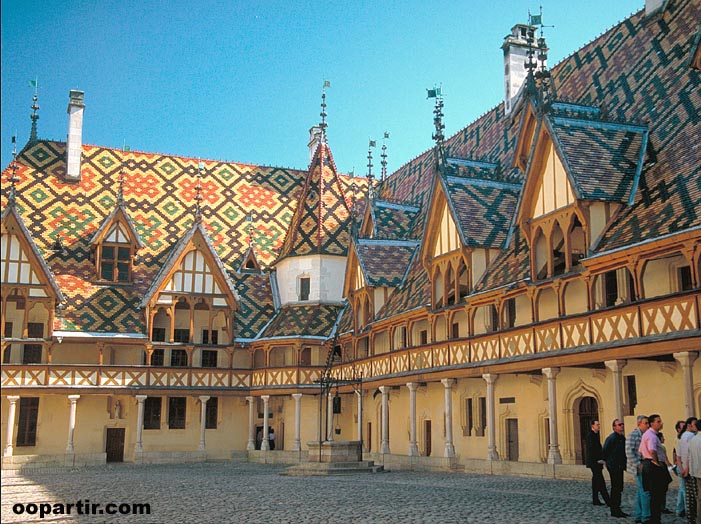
[261, 394, 270, 401]
[292, 393, 303, 401]
[604, 360, 627, 373]
[67, 394, 81, 402]
[441, 378, 456, 388]
[542, 367, 560, 379]
[6, 395, 20, 403]
[246, 395, 254, 403]
[482, 373, 498, 384]
[406, 382, 419, 391]
[135, 394, 147, 402]
[198, 395, 210, 403]
[674, 351, 699, 367]
[378, 386, 389, 395]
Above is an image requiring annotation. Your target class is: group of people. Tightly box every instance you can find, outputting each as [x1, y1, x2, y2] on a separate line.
[586, 414, 701, 524]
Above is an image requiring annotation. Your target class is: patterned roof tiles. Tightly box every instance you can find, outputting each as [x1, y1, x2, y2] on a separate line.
[355, 239, 418, 287]
[259, 304, 343, 339]
[370, 200, 421, 240]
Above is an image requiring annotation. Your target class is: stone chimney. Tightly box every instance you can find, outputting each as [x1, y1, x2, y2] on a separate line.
[502, 24, 536, 116]
[308, 125, 322, 163]
[645, 0, 666, 16]
[66, 90, 85, 181]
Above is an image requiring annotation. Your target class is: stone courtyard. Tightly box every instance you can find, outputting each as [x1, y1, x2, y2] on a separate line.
[1, 462, 684, 523]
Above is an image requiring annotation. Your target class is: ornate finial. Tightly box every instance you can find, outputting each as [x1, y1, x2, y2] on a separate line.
[427, 86, 445, 167]
[50, 231, 65, 253]
[367, 139, 376, 198]
[7, 135, 20, 206]
[246, 212, 254, 247]
[380, 132, 389, 182]
[194, 160, 204, 222]
[117, 161, 126, 206]
[320, 80, 331, 142]
[529, 7, 555, 107]
[29, 78, 39, 143]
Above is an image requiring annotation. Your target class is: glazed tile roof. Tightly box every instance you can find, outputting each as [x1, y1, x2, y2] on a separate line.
[231, 272, 275, 339]
[473, 229, 531, 293]
[548, 116, 647, 204]
[376, 251, 430, 319]
[355, 239, 419, 287]
[369, 199, 422, 240]
[1, 141, 309, 333]
[259, 304, 343, 339]
[442, 173, 521, 249]
[276, 142, 355, 260]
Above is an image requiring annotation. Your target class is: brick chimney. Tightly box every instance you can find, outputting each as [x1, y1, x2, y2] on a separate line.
[66, 90, 85, 181]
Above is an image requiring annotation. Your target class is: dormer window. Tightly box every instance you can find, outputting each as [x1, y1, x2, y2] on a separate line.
[92, 215, 141, 284]
[100, 244, 131, 282]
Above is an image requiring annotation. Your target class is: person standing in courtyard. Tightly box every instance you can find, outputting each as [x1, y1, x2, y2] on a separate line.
[586, 420, 610, 507]
[639, 414, 669, 524]
[683, 420, 701, 524]
[603, 418, 629, 518]
[268, 427, 275, 450]
[627, 415, 651, 524]
[679, 418, 698, 519]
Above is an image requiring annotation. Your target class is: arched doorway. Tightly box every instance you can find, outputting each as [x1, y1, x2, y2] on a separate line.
[575, 396, 599, 465]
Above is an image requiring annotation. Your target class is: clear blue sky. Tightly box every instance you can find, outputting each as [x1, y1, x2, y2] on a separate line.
[2, 1, 642, 175]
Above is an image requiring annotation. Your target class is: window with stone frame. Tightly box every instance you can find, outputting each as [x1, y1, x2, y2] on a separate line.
[201, 349, 218, 368]
[143, 397, 161, 430]
[16, 397, 39, 446]
[168, 397, 186, 429]
[205, 397, 218, 429]
[170, 349, 188, 367]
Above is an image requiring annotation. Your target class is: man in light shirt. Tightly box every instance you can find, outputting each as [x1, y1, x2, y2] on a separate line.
[639, 414, 666, 524]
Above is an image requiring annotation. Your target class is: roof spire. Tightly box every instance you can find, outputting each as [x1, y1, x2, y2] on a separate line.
[427, 86, 445, 167]
[194, 160, 204, 223]
[29, 78, 39, 144]
[367, 139, 376, 199]
[320, 80, 330, 143]
[246, 212, 255, 248]
[380, 132, 389, 182]
[6, 135, 20, 207]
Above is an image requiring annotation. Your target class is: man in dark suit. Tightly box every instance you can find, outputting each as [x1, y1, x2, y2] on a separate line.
[586, 420, 611, 507]
[602, 419, 629, 518]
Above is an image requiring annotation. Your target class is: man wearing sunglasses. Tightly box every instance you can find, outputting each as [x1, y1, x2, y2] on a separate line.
[603, 419, 629, 518]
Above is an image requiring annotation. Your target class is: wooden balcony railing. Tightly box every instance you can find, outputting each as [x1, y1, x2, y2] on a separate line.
[1, 292, 698, 389]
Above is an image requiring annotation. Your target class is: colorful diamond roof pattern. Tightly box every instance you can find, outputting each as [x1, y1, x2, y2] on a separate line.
[370, 200, 422, 240]
[355, 239, 418, 287]
[231, 272, 275, 339]
[276, 142, 355, 260]
[259, 304, 343, 339]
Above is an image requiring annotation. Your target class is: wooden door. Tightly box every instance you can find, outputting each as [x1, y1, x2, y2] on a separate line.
[424, 420, 432, 457]
[105, 428, 125, 463]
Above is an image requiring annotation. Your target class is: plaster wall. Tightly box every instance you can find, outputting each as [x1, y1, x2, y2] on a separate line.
[275, 255, 346, 305]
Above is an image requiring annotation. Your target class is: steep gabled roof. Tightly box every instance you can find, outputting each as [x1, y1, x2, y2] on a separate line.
[139, 219, 238, 309]
[368, 199, 421, 240]
[258, 303, 343, 339]
[1, 204, 65, 303]
[276, 141, 353, 260]
[355, 238, 419, 287]
[231, 271, 275, 340]
[546, 114, 648, 205]
[90, 204, 144, 248]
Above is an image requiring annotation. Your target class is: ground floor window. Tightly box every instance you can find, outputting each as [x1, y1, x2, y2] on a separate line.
[168, 397, 186, 429]
[205, 397, 218, 429]
[17, 397, 39, 446]
[144, 397, 162, 429]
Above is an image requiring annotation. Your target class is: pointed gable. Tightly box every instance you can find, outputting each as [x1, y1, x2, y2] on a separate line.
[140, 221, 238, 310]
[90, 205, 144, 249]
[1, 206, 64, 302]
[276, 142, 353, 260]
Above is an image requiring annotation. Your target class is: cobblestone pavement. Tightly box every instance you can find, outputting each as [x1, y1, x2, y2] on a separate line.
[1, 462, 684, 524]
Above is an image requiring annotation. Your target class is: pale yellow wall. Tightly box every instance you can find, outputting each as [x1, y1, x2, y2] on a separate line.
[275, 255, 347, 305]
[533, 142, 574, 219]
[471, 249, 489, 288]
[514, 294, 532, 327]
[52, 343, 100, 364]
[373, 287, 386, 315]
[564, 279, 588, 315]
[433, 203, 461, 258]
[643, 254, 687, 298]
[374, 331, 390, 355]
[537, 288, 559, 322]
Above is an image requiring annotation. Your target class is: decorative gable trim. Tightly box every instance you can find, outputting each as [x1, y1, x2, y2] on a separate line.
[89, 206, 144, 249]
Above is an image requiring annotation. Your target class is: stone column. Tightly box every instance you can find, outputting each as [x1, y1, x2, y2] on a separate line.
[198, 396, 209, 451]
[674, 352, 699, 418]
[379, 386, 390, 454]
[407, 382, 419, 456]
[134, 395, 147, 453]
[292, 393, 302, 451]
[356, 390, 363, 449]
[4, 396, 20, 457]
[246, 396, 256, 450]
[261, 395, 270, 451]
[542, 367, 562, 464]
[327, 393, 335, 442]
[482, 373, 499, 460]
[442, 379, 456, 458]
[65, 395, 80, 454]
[604, 360, 627, 422]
